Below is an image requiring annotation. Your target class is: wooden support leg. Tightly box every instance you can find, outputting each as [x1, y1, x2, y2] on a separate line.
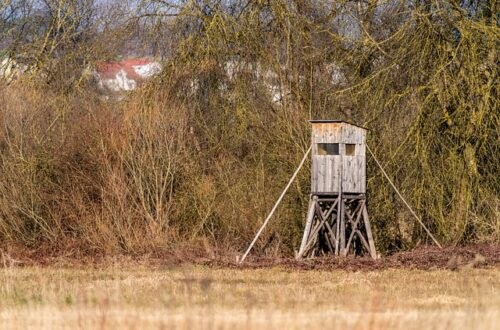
[324, 219, 337, 253]
[297, 196, 317, 259]
[299, 195, 376, 260]
[343, 200, 365, 257]
[300, 212, 328, 257]
[335, 195, 341, 255]
[339, 196, 346, 256]
[362, 203, 377, 259]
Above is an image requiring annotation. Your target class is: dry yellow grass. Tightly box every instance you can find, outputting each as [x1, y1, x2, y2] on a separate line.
[0, 265, 499, 329]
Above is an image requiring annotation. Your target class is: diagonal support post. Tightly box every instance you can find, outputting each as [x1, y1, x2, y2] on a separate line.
[240, 145, 312, 264]
[366, 144, 442, 249]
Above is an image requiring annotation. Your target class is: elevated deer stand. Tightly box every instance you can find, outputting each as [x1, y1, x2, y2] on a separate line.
[297, 120, 377, 259]
[241, 120, 440, 264]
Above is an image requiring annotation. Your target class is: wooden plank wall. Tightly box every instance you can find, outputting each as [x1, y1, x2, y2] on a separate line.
[311, 123, 366, 194]
[341, 124, 366, 194]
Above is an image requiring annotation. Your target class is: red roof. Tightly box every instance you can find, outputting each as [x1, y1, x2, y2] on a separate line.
[96, 58, 154, 80]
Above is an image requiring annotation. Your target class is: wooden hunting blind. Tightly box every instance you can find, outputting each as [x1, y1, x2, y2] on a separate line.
[297, 120, 377, 259]
[240, 119, 440, 263]
[311, 120, 366, 194]
[241, 120, 440, 264]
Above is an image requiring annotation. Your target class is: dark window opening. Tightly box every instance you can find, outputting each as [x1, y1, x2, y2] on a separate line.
[346, 144, 356, 156]
[318, 143, 339, 155]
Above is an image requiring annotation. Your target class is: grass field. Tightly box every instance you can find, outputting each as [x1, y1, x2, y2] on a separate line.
[0, 265, 499, 329]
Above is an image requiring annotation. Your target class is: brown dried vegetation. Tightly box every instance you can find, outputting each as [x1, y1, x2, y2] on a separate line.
[0, 0, 498, 260]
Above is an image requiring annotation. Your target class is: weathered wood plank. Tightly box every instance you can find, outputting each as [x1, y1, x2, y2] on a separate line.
[297, 196, 317, 259]
[362, 203, 377, 259]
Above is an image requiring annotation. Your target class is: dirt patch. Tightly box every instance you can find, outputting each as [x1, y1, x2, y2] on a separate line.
[1, 244, 499, 271]
[206, 244, 500, 271]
